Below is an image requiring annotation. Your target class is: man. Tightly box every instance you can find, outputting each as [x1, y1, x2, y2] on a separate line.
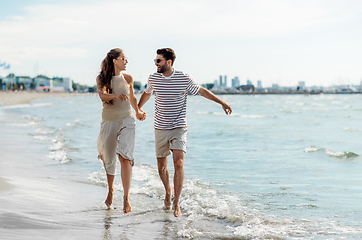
[138, 48, 232, 218]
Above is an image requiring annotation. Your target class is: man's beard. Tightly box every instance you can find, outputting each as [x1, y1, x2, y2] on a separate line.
[157, 64, 168, 73]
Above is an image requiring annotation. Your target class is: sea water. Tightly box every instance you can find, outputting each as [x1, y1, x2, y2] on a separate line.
[1, 93, 361, 239]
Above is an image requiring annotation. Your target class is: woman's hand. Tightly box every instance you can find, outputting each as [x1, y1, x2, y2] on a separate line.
[136, 109, 146, 121]
[116, 94, 129, 101]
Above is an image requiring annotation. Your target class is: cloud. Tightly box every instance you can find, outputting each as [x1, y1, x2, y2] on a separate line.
[3, 0, 360, 44]
[0, 0, 361, 85]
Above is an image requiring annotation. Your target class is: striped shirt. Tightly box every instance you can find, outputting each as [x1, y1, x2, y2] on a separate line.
[144, 70, 201, 130]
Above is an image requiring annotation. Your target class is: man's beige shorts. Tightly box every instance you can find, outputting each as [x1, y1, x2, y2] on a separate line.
[154, 127, 187, 158]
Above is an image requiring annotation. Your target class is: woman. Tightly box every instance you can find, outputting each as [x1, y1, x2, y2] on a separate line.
[96, 48, 145, 213]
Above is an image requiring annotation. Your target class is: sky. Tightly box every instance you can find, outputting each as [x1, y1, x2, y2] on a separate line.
[0, 0, 361, 88]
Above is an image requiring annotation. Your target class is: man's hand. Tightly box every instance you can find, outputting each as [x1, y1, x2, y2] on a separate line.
[136, 109, 147, 121]
[222, 102, 232, 115]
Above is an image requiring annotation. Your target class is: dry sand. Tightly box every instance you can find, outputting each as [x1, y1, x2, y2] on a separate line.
[0, 91, 88, 106]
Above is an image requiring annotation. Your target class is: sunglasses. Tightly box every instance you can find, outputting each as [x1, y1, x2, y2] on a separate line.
[117, 57, 127, 61]
[154, 59, 163, 63]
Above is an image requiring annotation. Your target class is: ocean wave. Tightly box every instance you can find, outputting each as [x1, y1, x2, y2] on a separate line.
[66, 119, 82, 127]
[88, 169, 108, 187]
[22, 121, 40, 127]
[48, 149, 69, 163]
[304, 146, 324, 152]
[197, 111, 270, 118]
[305, 146, 359, 158]
[89, 162, 362, 239]
[0, 102, 53, 109]
[285, 109, 300, 114]
[311, 103, 326, 107]
[36, 127, 55, 135]
[33, 135, 54, 142]
[49, 141, 64, 151]
[345, 127, 358, 132]
[325, 149, 359, 158]
[22, 115, 42, 121]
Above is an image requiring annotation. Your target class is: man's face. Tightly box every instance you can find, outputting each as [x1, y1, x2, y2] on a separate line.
[155, 54, 170, 73]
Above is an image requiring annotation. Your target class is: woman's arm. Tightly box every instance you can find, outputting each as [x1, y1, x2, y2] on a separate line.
[96, 76, 128, 102]
[123, 74, 146, 120]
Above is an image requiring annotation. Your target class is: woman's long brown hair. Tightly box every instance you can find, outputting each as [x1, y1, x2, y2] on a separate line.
[98, 48, 123, 104]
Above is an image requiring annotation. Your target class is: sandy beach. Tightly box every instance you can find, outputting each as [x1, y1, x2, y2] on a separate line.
[0, 91, 87, 106]
[0, 98, 103, 239]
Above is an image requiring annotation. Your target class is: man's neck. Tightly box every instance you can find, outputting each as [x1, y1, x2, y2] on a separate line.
[162, 68, 174, 78]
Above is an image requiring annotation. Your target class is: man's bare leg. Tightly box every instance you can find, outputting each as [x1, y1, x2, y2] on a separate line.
[172, 150, 185, 218]
[157, 156, 172, 209]
[105, 174, 115, 208]
[119, 155, 132, 213]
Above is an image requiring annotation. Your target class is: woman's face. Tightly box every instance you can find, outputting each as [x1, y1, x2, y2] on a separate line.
[113, 52, 128, 71]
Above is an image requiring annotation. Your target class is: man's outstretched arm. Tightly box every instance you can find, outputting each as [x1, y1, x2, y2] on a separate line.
[198, 87, 232, 115]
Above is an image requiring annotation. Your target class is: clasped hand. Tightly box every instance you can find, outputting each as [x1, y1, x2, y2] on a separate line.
[136, 109, 147, 121]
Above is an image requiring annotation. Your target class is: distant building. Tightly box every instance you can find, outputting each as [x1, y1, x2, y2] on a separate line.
[62, 78, 73, 92]
[298, 81, 305, 88]
[271, 84, 280, 92]
[297, 81, 306, 92]
[224, 75, 227, 87]
[231, 76, 240, 88]
[257, 80, 262, 88]
[214, 80, 218, 87]
[255, 80, 265, 92]
[246, 79, 252, 85]
[1, 74, 34, 90]
[34, 76, 73, 92]
[34, 75, 51, 91]
[236, 84, 254, 93]
[201, 83, 214, 90]
[219, 76, 223, 87]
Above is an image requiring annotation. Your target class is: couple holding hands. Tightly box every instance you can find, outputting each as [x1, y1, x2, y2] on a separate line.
[96, 48, 232, 218]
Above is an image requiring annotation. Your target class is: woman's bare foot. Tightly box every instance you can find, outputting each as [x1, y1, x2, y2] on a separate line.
[105, 191, 113, 208]
[123, 196, 131, 213]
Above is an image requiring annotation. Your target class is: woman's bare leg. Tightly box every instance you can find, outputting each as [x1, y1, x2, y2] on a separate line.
[119, 155, 132, 213]
[105, 174, 115, 208]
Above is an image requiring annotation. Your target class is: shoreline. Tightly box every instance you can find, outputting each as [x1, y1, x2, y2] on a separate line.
[0, 91, 95, 106]
[210, 91, 362, 95]
[1, 90, 360, 107]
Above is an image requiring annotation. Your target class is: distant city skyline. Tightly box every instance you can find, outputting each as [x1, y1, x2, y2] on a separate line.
[1, 0, 361, 87]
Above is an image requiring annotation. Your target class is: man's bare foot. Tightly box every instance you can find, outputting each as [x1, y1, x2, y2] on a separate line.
[105, 191, 113, 208]
[164, 188, 172, 210]
[173, 203, 182, 218]
[123, 197, 131, 213]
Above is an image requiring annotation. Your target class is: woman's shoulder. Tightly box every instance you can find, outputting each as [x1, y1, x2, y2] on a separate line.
[122, 73, 133, 84]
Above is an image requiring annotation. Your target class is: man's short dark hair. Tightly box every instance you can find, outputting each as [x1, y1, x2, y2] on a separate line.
[157, 48, 176, 66]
